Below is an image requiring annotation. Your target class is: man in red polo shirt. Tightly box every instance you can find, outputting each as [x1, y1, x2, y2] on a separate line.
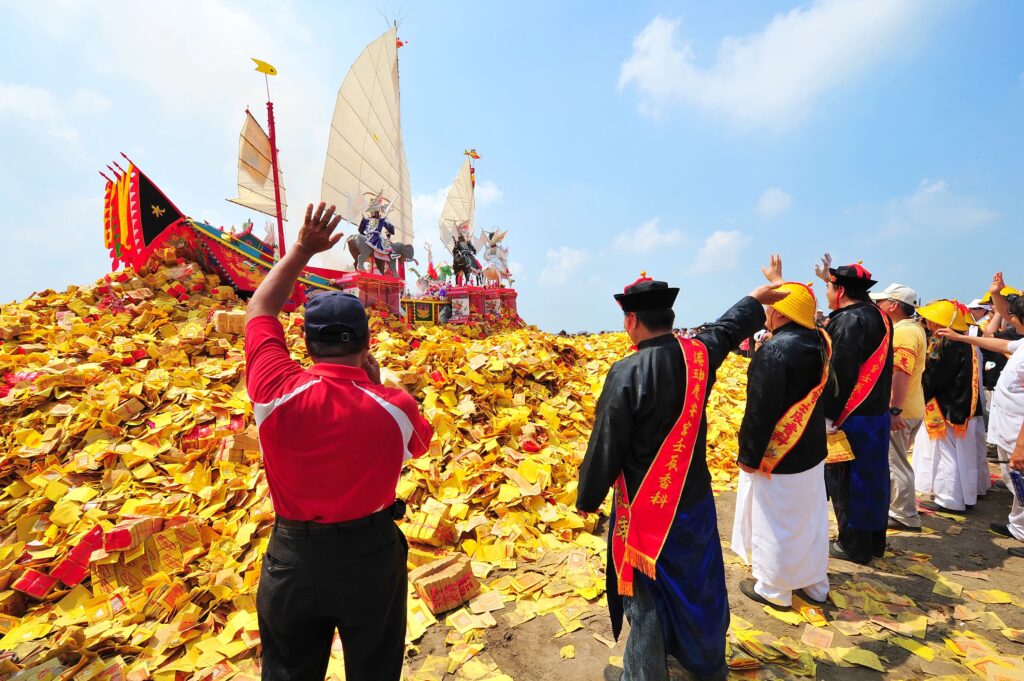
[245, 202, 433, 681]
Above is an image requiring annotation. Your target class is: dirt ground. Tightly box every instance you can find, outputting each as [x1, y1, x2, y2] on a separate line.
[406, 459, 1024, 680]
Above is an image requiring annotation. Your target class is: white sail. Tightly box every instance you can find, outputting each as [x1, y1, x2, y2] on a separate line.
[227, 110, 286, 219]
[321, 27, 412, 271]
[439, 159, 475, 253]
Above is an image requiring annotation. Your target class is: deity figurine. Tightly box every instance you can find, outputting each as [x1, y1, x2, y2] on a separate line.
[358, 191, 397, 260]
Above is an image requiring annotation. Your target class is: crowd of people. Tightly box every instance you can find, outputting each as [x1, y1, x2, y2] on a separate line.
[243, 204, 1021, 681]
[580, 254, 1023, 681]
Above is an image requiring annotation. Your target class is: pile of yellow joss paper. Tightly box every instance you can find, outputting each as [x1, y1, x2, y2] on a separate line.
[0, 261, 752, 679]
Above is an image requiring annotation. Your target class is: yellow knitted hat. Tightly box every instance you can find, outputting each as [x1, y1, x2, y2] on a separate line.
[918, 299, 970, 332]
[769, 281, 818, 329]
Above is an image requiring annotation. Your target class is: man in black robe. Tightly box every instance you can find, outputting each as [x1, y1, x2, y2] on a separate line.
[731, 256, 832, 608]
[818, 259, 894, 565]
[577, 267, 787, 681]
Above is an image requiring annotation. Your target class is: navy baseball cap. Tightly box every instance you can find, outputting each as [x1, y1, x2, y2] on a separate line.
[303, 291, 369, 342]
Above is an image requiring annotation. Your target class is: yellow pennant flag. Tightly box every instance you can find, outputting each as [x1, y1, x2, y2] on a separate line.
[251, 58, 277, 76]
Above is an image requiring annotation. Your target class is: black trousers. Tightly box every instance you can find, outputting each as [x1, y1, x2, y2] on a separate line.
[825, 461, 886, 564]
[257, 517, 408, 681]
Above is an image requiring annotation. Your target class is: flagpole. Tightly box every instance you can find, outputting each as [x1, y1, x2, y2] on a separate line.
[265, 73, 287, 258]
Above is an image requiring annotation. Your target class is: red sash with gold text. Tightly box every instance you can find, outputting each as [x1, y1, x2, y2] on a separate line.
[835, 308, 892, 427]
[760, 330, 833, 474]
[924, 344, 979, 440]
[612, 337, 708, 596]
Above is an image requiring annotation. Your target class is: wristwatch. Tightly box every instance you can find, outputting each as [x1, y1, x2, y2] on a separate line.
[889, 407, 903, 416]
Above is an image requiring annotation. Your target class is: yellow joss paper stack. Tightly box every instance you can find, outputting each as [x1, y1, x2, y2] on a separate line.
[0, 260, 752, 676]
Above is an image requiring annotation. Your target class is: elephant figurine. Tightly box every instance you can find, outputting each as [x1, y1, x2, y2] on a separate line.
[346, 234, 416, 277]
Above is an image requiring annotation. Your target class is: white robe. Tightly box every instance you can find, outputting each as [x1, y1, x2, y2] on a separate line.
[973, 416, 990, 495]
[973, 347, 991, 496]
[912, 424, 978, 511]
[988, 340, 1024, 452]
[732, 461, 830, 606]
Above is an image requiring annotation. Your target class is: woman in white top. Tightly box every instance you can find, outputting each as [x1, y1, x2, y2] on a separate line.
[939, 273, 1024, 556]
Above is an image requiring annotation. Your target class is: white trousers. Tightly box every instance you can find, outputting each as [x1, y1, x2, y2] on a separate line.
[972, 416, 991, 496]
[732, 461, 830, 607]
[913, 425, 978, 511]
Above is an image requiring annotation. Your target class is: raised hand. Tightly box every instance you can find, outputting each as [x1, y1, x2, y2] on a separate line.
[296, 202, 344, 255]
[990, 272, 1006, 296]
[750, 282, 790, 306]
[761, 254, 784, 285]
[814, 253, 833, 283]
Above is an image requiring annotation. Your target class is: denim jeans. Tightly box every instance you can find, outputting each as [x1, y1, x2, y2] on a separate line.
[623, 577, 668, 681]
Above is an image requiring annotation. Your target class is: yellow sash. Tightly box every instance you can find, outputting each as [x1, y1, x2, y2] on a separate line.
[760, 330, 833, 474]
[612, 337, 708, 596]
[924, 344, 979, 440]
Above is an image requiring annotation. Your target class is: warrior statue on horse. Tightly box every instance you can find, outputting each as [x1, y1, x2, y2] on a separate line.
[346, 190, 416, 276]
[451, 232, 482, 286]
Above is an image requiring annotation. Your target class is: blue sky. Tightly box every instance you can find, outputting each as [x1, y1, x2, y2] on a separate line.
[1, 0, 1021, 332]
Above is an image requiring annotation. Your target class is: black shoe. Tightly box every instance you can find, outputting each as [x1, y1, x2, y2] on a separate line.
[1009, 547, 1024, 559]
[919, 500, 966, 515]
[738, 577, 784, 608]
[603, 664, 623, 681]
[991, 523, 1014, 538]
[794, 589, 828, 607]
[830, 541, 871, 565]
[888, 518, 921, 532]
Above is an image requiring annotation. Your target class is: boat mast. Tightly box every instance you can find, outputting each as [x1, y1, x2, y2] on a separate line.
[264, 74, 287, 258]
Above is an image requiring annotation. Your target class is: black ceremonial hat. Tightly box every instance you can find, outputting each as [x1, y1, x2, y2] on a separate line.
[613, 273, 679, 312]
[828, 262, 877, 291]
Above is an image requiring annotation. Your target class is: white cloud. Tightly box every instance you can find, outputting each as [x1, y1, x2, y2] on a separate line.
[7, 0, 328, 226]
[539, 246, 588, 285]
[475, 180, 503, 205]
[687, 230, 751, 275]
[619, 2, 933, 129]
[0, 83, 94, 143]
[755, 188, 793, 218]
[71, 90, 112, 116]
[412, 186, 450, 233]
[880, 179, 998, 235]
[612, 217, 684, 253]
[5, 193, 108, 302]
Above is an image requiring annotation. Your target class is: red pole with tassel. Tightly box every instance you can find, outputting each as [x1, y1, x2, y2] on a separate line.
[266, 97, 286, 258]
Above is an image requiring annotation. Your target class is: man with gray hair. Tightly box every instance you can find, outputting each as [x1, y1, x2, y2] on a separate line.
[871, 283, 926, 531]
